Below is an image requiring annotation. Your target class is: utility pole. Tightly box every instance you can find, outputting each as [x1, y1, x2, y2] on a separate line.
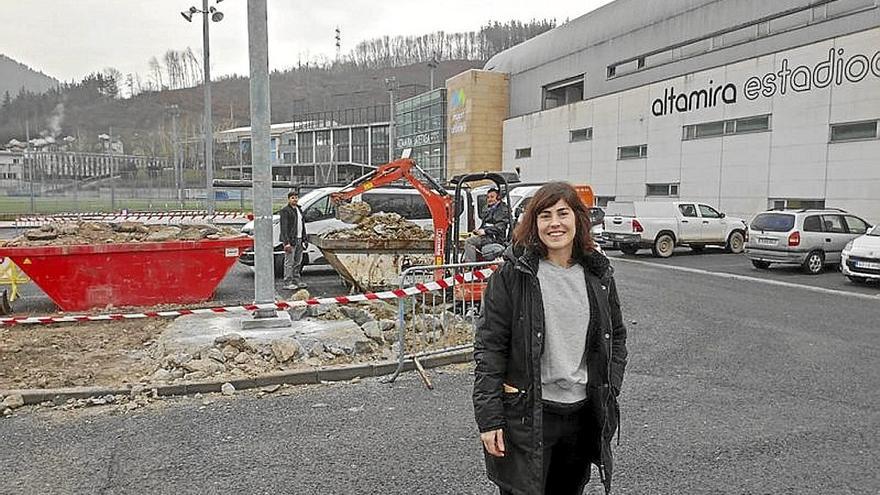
[182, 1, 223, 214]
[26, 120, 34, 213]
[246, 0, 286, 327]
[202, 0, 215, 215]
[428, 52, 439, 91]
[168, 105, 182, 206]
[109, 125, 116, 210]
[385, 76, 398, 161]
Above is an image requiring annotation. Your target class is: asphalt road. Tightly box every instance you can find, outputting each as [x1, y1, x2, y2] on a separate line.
[2, 256, 877, 494]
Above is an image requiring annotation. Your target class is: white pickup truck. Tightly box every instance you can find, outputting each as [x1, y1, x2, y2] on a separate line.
[603, 201, 747, 257]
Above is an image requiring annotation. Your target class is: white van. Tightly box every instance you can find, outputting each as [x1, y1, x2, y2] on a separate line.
[238, 186, 471, 276]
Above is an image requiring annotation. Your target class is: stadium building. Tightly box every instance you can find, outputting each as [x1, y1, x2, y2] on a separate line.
[478, 0, 880, 219]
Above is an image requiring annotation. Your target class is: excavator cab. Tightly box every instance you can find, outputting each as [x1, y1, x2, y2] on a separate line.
[448, 171, 518, 305]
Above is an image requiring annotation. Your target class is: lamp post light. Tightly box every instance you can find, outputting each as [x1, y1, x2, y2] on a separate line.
[181, 0, 224, 215]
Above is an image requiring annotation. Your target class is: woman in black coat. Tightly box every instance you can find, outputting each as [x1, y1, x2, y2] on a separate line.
[473, 182, 628, 495]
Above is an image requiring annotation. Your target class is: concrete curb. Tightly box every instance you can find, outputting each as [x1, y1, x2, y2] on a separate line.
[0, 348, 474, 406]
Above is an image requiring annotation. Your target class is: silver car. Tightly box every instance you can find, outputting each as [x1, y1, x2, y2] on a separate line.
[745, 208, 872, 274]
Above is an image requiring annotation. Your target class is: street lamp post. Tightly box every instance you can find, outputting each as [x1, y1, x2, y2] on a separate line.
[427, 52, 439, 91]
[384, 76, 398, 162]
[181, 0, 224, 215]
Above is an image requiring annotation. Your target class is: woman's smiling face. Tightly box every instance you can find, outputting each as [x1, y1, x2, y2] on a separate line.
[537, 198, 576, 258]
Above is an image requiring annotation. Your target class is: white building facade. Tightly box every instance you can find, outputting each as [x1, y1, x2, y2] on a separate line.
[488, 0, 880, 221]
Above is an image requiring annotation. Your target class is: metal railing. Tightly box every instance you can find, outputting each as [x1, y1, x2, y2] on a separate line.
[384, 259, 501, 387]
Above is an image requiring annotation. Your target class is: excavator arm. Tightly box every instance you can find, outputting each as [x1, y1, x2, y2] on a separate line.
[331, 158, 453, 265]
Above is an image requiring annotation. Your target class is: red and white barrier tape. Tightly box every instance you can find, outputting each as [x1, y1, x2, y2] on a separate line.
[0, 266, 497, 326]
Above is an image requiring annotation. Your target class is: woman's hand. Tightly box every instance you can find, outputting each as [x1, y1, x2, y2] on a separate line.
[480, 428, 505, 457]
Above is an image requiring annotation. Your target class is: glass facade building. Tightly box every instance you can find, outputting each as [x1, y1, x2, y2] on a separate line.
[394, 88, 447, 180]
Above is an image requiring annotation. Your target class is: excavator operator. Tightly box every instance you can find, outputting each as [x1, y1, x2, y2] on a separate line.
[464, 188, 510, 262]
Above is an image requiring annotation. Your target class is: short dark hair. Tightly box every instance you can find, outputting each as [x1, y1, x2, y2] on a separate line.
[487, 188, 500, 195]
[512, 182, 595, 257]
[287, 191, 298, 199]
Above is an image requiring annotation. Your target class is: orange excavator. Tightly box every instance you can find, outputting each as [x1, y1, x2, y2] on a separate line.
[329, 157, 454, 268]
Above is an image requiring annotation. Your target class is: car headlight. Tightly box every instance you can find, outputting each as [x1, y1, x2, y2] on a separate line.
[843, 240, 854, 255]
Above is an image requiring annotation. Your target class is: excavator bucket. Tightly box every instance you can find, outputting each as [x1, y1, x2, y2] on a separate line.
[336, 202, 372, 224]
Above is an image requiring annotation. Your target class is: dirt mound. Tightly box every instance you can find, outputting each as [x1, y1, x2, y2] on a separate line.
[321, 213, 431, 241]
[0, 222, 244, 247]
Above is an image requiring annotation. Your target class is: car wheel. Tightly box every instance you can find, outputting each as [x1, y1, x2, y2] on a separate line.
[690, 245, 705, 253]
[751, 260, 771, 269]
[726, 231, 745, 254]
[847, 275, 868, 284]
[802, 251, 825, 275]
[620, 244, 639, 255]
[652, 234, 675, 258]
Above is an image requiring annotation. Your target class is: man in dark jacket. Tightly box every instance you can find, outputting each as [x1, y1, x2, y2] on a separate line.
[279, 190, 308, 290]
[465, 188, 511, 262]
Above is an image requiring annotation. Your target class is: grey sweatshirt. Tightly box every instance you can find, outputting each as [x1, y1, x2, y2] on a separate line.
[536, 259, 591, 404]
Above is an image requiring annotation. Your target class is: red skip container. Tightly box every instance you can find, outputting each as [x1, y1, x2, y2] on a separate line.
[0, 238, 253, 311]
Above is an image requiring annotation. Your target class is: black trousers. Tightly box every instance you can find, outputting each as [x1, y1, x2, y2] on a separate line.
[501, 401, 595, 495]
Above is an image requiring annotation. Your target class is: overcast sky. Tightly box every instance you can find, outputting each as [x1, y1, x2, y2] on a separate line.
[1, 0, 614, 83]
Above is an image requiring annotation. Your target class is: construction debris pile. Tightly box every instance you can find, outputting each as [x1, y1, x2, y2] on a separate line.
[335, 202, 372, 224]
[0, 221, 244, 247]
[321, 212, 432, 241]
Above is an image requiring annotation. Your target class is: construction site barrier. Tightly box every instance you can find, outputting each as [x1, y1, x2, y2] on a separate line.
[384, 260, 501, 388]
[0, 266, 497, 326]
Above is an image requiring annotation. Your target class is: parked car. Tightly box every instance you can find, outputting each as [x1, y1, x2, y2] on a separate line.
[603, 201, 747, 257]
[745, 208, 872, 274]
[841, 224, 880, 283]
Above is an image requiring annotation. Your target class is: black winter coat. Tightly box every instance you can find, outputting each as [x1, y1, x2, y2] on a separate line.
[473, 246, 628, 495]
[279, 204, 307, 246]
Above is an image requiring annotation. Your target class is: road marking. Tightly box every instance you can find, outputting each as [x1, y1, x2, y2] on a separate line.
[612, 257, 880, 301]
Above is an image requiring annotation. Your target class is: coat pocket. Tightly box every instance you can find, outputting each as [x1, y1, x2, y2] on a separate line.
[501, 389, 531, 448]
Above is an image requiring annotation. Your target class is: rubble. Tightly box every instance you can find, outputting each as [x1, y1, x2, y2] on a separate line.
[221, 383, 236, 396]
[2, 393, 24, 410]
[0, 221, 244, 247]
[335, 202, 372, 223]
[320, 212, 431, 241]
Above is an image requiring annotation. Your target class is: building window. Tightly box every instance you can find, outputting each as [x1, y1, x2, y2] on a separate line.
[770, 198, 826, 210]
[297, 132, 314, 163]
[646, 183, 679, 197]
[370, 126, 389, 165]
[683, 114, 771, 140]
[595, 196, 616, 207]
[515, 148, 532, 159]
[830, 120, 878, 142]
[542, 75, 584, 110]
[569, 127, 593, 142]
[606, 66, 616, 78]
[351, 127, 368, 164]
[315, 130, 331, 162]
[333, 129, 350, 162]
[618, 144, 647, 160]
